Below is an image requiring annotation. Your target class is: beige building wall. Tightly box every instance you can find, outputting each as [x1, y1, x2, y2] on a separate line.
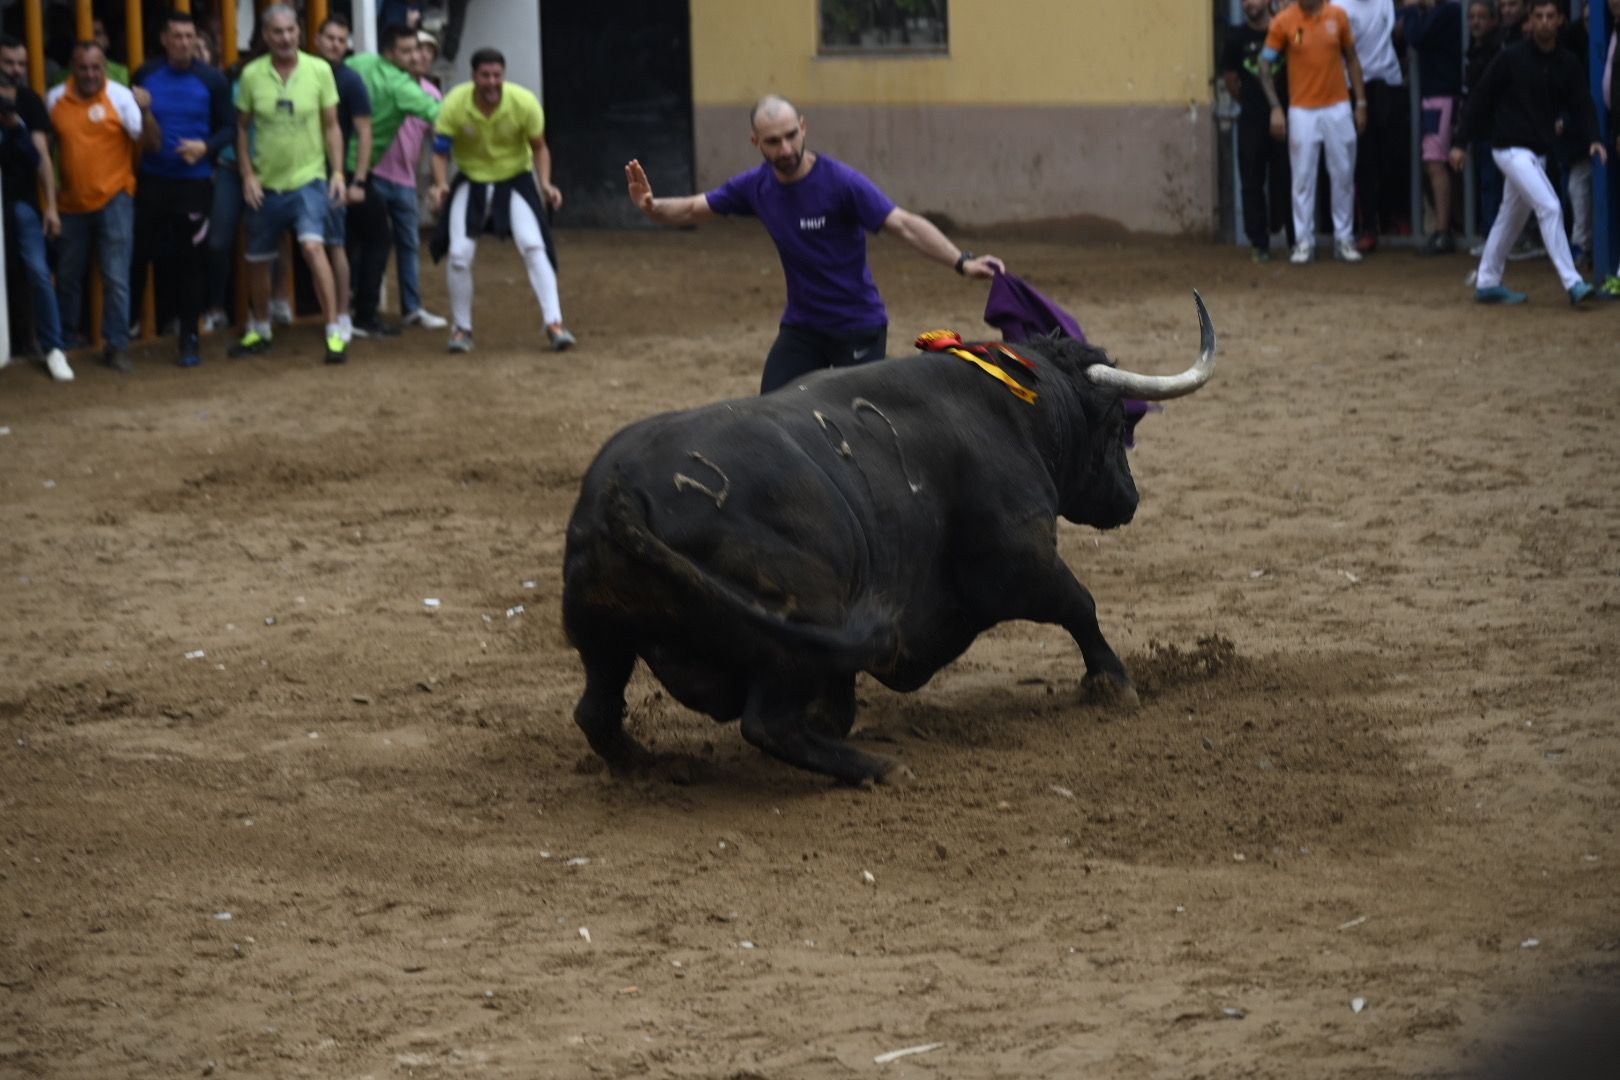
[689, 1, 1217, 234]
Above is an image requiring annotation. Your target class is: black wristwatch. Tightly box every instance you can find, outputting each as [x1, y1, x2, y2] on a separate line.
[955, 250, 974, 275]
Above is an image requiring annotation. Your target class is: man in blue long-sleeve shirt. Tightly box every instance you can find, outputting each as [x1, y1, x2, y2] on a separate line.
[133, 9, 231, 367]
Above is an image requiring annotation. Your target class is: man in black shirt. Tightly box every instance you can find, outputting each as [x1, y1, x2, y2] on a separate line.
[0, 35, 71, 380]
[1449, 0, 1606, 304]
[1223, 0, 1293, 261]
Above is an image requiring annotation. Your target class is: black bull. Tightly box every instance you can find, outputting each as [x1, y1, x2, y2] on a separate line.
[562, 293, 1217, 785]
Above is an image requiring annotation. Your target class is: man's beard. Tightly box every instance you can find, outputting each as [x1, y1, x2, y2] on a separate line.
[771, 152, 801, 175]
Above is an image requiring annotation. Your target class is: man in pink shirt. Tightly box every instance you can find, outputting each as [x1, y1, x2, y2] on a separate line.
[369, 29, 446, 328]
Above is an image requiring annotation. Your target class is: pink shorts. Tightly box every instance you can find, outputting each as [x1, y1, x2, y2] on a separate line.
[1420, 97, 1457, 163]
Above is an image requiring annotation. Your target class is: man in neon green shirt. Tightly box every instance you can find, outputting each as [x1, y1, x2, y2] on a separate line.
[429, 47, 573, 353]
[229, 4, 350, 365]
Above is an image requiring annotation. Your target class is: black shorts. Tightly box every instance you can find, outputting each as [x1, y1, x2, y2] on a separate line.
[760, 323, 887, 394]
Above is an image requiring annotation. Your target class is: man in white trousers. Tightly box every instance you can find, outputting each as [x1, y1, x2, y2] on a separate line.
[1449, 0, 1606, 305]
[1259, 0, 1368, 264]
[429, 46, 573, 353]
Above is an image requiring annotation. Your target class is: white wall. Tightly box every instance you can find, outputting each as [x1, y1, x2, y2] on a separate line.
[443, 3, 542, 99]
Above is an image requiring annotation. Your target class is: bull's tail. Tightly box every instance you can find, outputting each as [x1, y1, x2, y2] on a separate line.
[601, 480, 898, 672]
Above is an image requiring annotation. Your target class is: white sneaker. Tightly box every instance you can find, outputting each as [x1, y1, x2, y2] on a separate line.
[45, 348, 74, 382]
[269, 297, 294, 326]
[1289, 240, 1314, 265]
[201, 309, 230, 332]
[403, 308, 449, 330]
[1333, 238, 1363, 263]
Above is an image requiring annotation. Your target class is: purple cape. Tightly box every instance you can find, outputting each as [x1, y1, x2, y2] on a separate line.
[981, 271, 1156, 447]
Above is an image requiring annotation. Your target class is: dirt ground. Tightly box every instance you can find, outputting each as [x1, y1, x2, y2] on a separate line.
[2, 221, 1618, 1079]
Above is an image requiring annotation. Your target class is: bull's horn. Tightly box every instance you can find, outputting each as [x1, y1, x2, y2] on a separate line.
[1085, 290, 1216, 402]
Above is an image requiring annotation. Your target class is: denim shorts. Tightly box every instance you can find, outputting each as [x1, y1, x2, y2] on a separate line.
[323, 201, 346, 246]
[245, 179, 329, 260]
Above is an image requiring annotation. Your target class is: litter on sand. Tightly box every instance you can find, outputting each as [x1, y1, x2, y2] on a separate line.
[1520, 938, 1540, 949]
[1351, 997, 1367, 1014]
[1338, 915, 1368, 931]
[422, 598, 441, 608]
[184, 650, 206, 660]
[873, 1042, 944, 1065]
[578, 927, 591, 943]
[1049, 784, 1076, 799]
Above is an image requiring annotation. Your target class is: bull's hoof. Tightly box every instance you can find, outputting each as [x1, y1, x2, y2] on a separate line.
[1081, 672, 1141, 710]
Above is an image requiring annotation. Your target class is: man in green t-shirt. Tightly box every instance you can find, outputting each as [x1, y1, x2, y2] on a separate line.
[429, 47, 573, 354]
[228, 3, 351, 365]
[346, 23, 439, 335]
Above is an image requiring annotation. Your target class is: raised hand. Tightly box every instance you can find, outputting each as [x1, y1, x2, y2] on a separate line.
[625, 158, 655, 213]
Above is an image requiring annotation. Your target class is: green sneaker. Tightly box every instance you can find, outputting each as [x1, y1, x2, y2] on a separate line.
[324, 333, 348, 365]
[1597, 275, 1620, 300]
[228, 329, 272, 358]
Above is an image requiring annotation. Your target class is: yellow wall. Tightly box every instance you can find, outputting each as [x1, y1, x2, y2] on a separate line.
[692, 0, 1213, 109]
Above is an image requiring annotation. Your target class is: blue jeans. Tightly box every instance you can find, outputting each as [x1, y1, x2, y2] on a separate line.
[10, 201, 65, 351]
[57, 191, 134, 350]
[372, 176, 422, 315]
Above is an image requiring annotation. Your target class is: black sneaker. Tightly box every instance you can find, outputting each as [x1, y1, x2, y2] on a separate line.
[177, 332, 202, 368]
[103, 346, 132, 373]
[351, 320, 401, 339]
[228, 330, 273, 358]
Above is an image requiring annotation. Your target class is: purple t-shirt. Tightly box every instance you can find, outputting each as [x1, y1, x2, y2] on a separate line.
[705, 154, 896, 331]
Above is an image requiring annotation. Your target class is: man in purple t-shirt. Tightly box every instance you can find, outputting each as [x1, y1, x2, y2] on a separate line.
[626, 95, 1004, 393]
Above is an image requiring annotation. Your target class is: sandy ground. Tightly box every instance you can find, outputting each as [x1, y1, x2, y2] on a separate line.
[2, 222, 1618, 1079]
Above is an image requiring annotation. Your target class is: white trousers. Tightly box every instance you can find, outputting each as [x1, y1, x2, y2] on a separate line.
[1287, 102, 1357, 246]
[1477, 148, 1581, 291]
[447, 182, 563, 331]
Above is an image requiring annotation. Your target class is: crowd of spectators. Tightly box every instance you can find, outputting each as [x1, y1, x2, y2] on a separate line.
[0, 3, 545, 382]
[1224, 0, 1620, 302]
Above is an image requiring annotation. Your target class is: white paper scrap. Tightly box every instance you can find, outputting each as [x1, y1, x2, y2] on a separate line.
[874, 1042, 944, 1065]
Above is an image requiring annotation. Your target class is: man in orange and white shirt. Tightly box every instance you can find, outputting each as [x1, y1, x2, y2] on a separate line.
[1259, 0, 1369, 265]
[47, 40, 159, 373]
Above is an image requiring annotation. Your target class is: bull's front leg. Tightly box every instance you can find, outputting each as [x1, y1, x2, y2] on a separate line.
[963, 551, 1139, 708]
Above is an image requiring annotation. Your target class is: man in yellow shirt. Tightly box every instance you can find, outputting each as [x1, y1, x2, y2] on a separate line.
[429, 47, 573, 353]
[230, 4, 349, 365]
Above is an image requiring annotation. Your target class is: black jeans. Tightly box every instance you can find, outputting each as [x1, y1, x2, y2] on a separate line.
[1354, 79, 1410, 237]
[132, 174, 212, 341]
[760, 323, 887, 394]
[1237, 111, 1293, 251]
[346, 178, 393, 326]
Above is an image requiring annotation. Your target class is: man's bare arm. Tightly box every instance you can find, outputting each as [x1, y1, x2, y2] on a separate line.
[882, 207, 1005, 278]
[625, 158, 713, 225]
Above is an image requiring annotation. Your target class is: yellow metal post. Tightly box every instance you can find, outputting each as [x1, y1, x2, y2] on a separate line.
[77, 0, 93, 40]
[25, 0, 44, 92]
[127, 0, 145, 68]
[222, 0, 238, 65]
[308, 0, 328, 50]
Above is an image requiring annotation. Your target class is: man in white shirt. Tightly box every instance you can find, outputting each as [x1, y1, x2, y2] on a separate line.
[1341, 0, 1409, 253]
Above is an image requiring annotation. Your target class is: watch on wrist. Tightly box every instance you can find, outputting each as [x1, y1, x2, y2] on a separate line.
[954, 250, 974, 275]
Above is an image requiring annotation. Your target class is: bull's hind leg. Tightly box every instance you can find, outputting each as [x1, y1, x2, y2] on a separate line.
[804, 676, 857, 739]
[739, 676, 897, 786]
[572, 636, 651, 770]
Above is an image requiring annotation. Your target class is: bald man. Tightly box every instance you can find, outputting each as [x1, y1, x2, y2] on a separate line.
[626, 96, 1005, 393]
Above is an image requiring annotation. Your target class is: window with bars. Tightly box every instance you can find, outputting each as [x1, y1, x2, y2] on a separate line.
[819, 0, 948, 55]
